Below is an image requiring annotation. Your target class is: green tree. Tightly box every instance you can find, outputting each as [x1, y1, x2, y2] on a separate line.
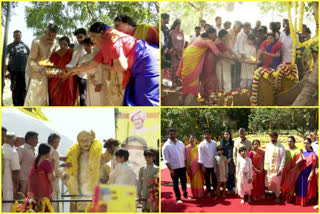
[24, 2, 158, 38]
[162, 1, 225, 36]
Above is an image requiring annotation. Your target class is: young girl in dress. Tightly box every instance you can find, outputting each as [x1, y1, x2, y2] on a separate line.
[236, 146, 253, 204]
[215, 146, 228, 198]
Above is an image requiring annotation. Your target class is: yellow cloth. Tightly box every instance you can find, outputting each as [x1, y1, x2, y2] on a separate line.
[134, 24, 153, 41]
[186, 145, 204, 197]
[180, 45, 207, 87]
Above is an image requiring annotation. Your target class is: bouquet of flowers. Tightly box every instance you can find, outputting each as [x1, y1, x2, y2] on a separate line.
[11, 193, 54, 212]
[148, 176, 159, 212]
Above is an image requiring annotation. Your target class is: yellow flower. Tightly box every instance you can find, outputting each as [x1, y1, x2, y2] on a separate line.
[263, 72, 269, 79]
[65, 139, 102, 196]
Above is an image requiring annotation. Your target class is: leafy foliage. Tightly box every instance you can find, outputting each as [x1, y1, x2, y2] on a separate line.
[161, 1, 225, 36]
[161, 108, 318, 142]
[1, 2, 18, 26]
[24, 2, 158, 38]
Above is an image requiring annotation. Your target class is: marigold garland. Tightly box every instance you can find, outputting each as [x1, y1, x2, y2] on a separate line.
[11, 197, 54, 212]
[65, 139, 102, 196]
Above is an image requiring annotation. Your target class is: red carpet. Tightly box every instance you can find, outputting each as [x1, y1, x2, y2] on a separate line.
[161, 168, 317, 212]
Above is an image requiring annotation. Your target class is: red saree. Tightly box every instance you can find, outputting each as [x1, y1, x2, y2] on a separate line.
[28, 160, 53, 201]
[280, 149, 304, 201]
[248, 149, 265, 198]
[49, 49, 78, 106]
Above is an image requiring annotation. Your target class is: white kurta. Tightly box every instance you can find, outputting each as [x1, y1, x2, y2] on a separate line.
[2, 144, 21, 212]
[24, 36, 57, 106]
[236, 156, 252, 198]
[78, 52, 106, 106]
[108, 162, 137, 186]
[240, 43, 257, 89]
[264, 142, 286, 197]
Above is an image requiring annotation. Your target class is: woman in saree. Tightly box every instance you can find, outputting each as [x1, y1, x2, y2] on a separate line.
[169, 19, 184, 88]
[257, 33, 282, 69]
[114, 15, 159, 47]
[49, 36, 78, 106]
[185, 135, 204, 198]
[295, 138, 318, 206]
[177, 27, 221, 100]
[219, 131, 235, 194]
[66, 22, 159, 106]
[248, 140, 265, 201]
[28, 143, 54, 201]
[280, 136, 304, 202]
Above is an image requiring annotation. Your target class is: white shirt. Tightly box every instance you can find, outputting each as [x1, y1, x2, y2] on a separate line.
[198, 139, 217, 168]
[235, 29, 249, 55]
[108, 162, 137, 186]
[2, 144, 21, 191]
[66, 43, 87, 79]
[279, 31, 299, 63]
[214, 25, 222, 34]
[162, 139, 185, 170]
[311, 141, 319, 157]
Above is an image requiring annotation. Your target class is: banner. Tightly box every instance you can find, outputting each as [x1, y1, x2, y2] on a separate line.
[115, 108, 159, 175]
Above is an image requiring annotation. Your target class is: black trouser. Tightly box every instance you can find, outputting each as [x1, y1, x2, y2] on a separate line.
[204, 167, 217, 192]
[77, 76, 87, 106]
[10, 70, 26, 106]
[170, 167, 188, 201]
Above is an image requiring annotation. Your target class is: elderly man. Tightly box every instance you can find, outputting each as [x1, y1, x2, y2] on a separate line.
[2, 132, 20, 212]
[233, 128, 251, 166]
[162, 128, 188, 204]
[47, 133, 69, 212]
[17, 131, 38, 197]
[234, 22, 251, 89]
[24, 24, 58, 106]
[225, 21, 242, 89]
[264, 132, 286, 203]
[6, 30, 30, 106]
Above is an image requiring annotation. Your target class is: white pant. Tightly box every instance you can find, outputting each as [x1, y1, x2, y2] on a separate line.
[240, 79, 252, 89]
[2, 187, 13, 212]
[217, 60, 232, 93]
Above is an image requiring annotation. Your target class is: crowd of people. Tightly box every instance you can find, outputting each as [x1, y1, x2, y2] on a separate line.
[1, 127, 159, 212]
[161, 14, 314, 101]
[4, 15, 159, 107]
[162, 128, 318, 207]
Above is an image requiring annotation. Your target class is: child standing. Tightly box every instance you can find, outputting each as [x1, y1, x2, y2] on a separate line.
[137, 149, 159, 212]
[108, 149, 137, 186]
[236, 146, 253, 204]
[215, 146, 228, 198]
[240, 34, 257, 89]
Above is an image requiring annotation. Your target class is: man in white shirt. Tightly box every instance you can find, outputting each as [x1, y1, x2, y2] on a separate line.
[264, 132, 286, 203]
[162, 128, 188, 203]
[2, 132, 20, 212]
[198, 130, 217, 198]
[48, 133, 69, 212]
[66, 28, 88, 106]
[214, 16, 222, 33]
[234, 22, 251, 88]
[190, 26, 201, 44]
[279, 23, 298, 63]
[17, 131, 38, 197]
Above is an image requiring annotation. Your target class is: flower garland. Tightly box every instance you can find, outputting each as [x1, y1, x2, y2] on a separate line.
[287, 2, 319, 64]
[251, 67, 276, 105]
[11, 197, 54, 212]
[240, 88, 249, 95]
[65, 139, 102, 196]
[148, 177, 159, 212]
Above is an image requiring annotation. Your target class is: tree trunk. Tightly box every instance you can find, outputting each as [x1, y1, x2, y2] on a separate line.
[1, 2, 11, 105]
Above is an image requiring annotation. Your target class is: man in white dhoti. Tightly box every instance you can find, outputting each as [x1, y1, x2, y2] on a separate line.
[264, 132, 286, 203]
[2, 132, 20, 212]
[108, 149, 137, 186]
[24, 24, 58, 106]
[47, 133, 69, 212]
